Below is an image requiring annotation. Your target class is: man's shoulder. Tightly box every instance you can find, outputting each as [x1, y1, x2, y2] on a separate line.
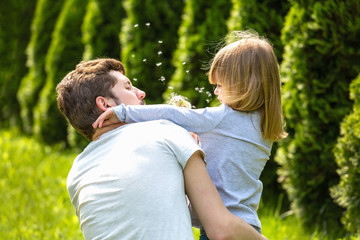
[133, 120, 189, 137]
[136, 119, 179, 127]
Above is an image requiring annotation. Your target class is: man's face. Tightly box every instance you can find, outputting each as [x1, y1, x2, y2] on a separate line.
[108, 70, 146, 106]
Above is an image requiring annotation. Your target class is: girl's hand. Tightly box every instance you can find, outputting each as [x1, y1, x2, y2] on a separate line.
[92, 108, 120, 128]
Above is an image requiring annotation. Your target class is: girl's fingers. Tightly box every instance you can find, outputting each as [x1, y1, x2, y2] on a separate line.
[92, 115, 105, 128]
[92, 108, 115, 128]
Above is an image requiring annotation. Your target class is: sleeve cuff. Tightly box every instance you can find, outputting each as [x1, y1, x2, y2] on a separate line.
[113, 104, 126, 122]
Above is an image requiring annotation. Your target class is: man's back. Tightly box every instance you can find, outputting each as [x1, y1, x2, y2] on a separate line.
[67, 120, 201, 239]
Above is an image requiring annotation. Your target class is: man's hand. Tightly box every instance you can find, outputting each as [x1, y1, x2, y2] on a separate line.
[92, 108, 120, 128]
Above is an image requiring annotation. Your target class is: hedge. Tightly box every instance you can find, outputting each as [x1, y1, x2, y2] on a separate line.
[81, 0, 124, 60]
[163, 0, 231, 107]
[33, 0, 89, 143]
[0, 1, 36, 128]
[276, 0, 360, 233]
[331, 74, 360, 236]
[227, 0, 289, 62]
[120, 0, 184, 104]
[17, 0, 65, 135]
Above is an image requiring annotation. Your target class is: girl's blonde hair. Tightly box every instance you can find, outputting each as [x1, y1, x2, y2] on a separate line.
[209, 30, 287, 141]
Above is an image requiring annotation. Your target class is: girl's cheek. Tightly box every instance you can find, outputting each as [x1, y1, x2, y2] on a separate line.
[218, 90, 223, 102]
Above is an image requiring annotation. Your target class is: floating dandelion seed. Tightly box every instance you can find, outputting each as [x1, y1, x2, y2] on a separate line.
[195, 87, 204, 93]
[186, 70, 190, 73]
[159, 76, 166, 82]
[158, 51, 162, 55]
[134, 24, 139, 28]
[143, 58, 147, 62]
[182, 62, 186, 65]
[156, 62, 162, 67]
[133, 78, 138, 82]
[145, 22, 151, 27]
[158, 40, 163, 44]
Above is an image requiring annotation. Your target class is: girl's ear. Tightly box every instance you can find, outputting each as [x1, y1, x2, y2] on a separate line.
[95, 96, 108, 112]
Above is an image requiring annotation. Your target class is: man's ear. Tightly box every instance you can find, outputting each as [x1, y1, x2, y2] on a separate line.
[96, 96, 109, 112]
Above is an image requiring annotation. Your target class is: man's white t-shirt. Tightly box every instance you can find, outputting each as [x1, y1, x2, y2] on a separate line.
[67, 120, 203, 240]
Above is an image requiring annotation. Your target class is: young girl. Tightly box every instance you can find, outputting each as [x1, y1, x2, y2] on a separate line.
[93, 30, 287, 237]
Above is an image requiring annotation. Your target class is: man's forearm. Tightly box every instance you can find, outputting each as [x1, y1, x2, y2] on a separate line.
[184, 151, 267, 240]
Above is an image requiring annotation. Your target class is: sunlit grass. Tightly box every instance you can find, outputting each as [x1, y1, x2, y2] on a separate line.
[0, 129, 82, 239]
[258, 197, 358, 240]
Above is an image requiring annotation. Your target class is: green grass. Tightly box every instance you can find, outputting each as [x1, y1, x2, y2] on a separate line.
[0, 129, 83, 239]
[258, 197, 357, 240]
[0, 129, 356, 239]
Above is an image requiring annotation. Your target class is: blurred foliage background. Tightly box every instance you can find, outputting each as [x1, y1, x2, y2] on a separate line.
[0, 0, 359, 238]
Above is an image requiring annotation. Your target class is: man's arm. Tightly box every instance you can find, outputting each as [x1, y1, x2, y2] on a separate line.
[184, 151, 268, 240]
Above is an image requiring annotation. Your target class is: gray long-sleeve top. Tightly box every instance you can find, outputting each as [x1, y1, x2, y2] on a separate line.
[113, 103, 272, 228]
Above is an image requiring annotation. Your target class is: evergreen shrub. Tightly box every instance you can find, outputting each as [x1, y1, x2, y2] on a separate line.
[163, 0, 231, 107]
[82, 0, 124, 60]
[331, 74, 360, 236]
[227, 0, 290, 62]
[275, 0, 360, 233]
[33, 0, 89, 143]
[0, 1, 36, 128]
[17, 0, 65, 134]
[120, 0, 184, 104]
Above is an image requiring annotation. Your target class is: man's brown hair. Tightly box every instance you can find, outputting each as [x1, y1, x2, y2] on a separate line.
[56, 58, 125, 141]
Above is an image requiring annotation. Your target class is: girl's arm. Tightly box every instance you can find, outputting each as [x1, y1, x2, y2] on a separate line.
[93, 104, 224, 133]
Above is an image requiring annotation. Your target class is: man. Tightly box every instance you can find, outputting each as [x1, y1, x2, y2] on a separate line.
[56, 58, 267, 240]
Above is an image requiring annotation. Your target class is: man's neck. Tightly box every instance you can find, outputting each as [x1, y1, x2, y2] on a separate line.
[92, 122, 126, 141]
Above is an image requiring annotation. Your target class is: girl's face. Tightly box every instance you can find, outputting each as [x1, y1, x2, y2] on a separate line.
[213, 73, 223, 103]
